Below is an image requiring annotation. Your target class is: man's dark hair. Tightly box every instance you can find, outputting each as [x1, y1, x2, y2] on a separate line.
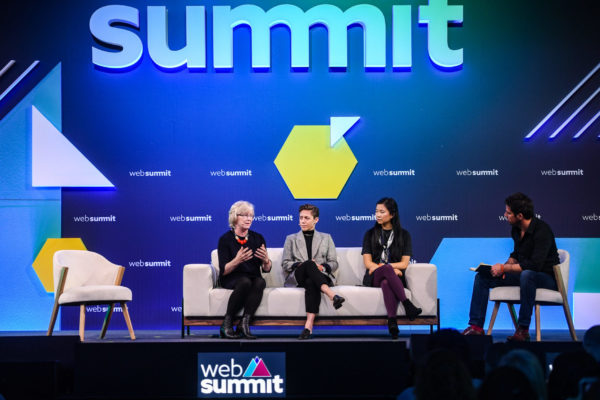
[299, 204, 319, 218]
[505, 193, 534, 219]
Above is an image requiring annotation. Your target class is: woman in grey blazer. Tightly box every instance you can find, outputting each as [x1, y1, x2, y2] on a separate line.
[282, 204, 345, 339]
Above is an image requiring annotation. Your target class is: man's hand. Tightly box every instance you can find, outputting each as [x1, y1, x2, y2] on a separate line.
[491, 263, 504, 277]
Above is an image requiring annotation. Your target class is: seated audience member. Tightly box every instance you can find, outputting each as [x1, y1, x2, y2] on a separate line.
[577, 377, 599, 400]
[547, 350, 599, 400]
[414, 348, 475, 400]
[583, 325, 600, 364]
[217, 201, 272, 339]
[478, 366, 536, 400]
[282, 204, 344, 340]
[483, 342, 510, 376]
[397, 329, 480, 400]
[362, 197, 421, 339]
[463, 193, 559, 342]
[498, 349, 547, 400]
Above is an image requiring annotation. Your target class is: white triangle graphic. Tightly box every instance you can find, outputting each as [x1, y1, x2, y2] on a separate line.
[330, 116, 360, 147]
[32, 106, 114, 187]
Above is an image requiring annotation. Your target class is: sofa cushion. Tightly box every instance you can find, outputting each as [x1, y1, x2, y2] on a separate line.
[206, 286, 413, 317]
[489, 286, 563, 303]
[59, 285, 132, 305]
[211, 247, 367, 288]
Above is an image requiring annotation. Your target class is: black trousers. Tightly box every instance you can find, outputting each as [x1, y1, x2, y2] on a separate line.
[295, 261, 332, 314]
[224, 275, 266, 317]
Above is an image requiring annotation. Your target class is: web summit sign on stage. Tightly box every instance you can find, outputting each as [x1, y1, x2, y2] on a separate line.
[197, 353, 286, 398]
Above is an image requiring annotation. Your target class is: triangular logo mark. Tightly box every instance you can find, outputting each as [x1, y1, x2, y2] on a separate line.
[243, 356, 271, 377]
[251, 358, 271, 377]
[32, 106, 114, 187]
[330, 116, 360, 147]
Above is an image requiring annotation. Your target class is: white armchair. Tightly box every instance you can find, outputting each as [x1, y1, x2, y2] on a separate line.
[47, 250, 135, 341]
[486, 249, 576, 341]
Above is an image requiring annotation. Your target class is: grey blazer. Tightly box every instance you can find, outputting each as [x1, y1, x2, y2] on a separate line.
[282, 230, 339, 287]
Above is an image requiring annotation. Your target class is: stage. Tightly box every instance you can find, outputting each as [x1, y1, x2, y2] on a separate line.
[0, 328, 585, 400]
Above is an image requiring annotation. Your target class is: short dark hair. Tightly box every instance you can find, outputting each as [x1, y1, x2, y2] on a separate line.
[505, 193, 534, 219]
[299, 204, 319, 218]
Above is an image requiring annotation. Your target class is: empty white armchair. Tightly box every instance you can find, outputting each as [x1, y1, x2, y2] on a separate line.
[47, 250, 135, 341]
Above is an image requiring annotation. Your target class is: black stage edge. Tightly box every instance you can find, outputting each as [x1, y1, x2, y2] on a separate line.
[0, 335, 583, 400]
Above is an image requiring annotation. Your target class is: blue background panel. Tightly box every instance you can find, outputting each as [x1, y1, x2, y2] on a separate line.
[0, 0, 599, 330]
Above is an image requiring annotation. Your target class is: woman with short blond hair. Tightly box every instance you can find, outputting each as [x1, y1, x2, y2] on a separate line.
[218, 201, 271, 339]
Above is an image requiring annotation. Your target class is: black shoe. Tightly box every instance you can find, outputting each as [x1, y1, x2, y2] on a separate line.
[333, 295, 345, 310]
[239, 315, 257, 340]
[402, 299, 422, 321]
[387, 318, 399, 339]
[220, 315, 238, 339]
[298, 328, 312, 340]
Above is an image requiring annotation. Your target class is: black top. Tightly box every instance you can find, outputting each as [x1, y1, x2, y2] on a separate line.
[361, 227, 412, 263]
[509, 217, 559, 277]
[217, 230, 267, 288]
[361, 227, 412, 287]
[303, 230, 314, 260]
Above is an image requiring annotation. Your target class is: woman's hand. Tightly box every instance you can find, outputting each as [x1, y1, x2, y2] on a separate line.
[394, 269, 403, 277]
[368, 263, 383, 275]
[256, 244, 271, 271]
[255, 245, 269, 264]
[233, 246, 253, 265]
[224, 246, 253, 275]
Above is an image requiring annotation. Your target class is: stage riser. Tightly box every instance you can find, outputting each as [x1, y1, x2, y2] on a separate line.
[74, 341, 410, 398]
[0, 336, 584, 399]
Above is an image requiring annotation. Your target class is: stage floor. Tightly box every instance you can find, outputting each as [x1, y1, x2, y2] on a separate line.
[1, 326, 586, 342]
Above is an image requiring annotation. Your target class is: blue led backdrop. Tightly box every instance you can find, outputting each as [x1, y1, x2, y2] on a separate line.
[0, 0, 599, 331]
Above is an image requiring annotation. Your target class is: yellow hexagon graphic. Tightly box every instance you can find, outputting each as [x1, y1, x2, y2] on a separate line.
[32, 238, 86, 293]
[274, 123, 358, 199]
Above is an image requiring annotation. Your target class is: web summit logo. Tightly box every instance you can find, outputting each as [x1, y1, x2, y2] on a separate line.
[198, 353, 285, 398]
[90, 1, 463, 71]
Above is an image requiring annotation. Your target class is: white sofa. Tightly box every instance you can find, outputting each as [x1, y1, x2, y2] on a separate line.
[182, 247, 438, 335]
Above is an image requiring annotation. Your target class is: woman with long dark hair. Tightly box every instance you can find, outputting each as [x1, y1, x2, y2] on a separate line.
[362, 197, 422, 338]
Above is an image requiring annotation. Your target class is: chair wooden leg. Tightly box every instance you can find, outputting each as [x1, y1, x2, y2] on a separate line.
[508, 304, 518, 329]
[47, 302, 60, 336]
[535, 304, 541, 342]
[121, 303, 136, 340]
[100, 304, 114, 339]
[487, 302, 501, 335]
[561, 298, 578, 341]
[48, 267, 68, 337]
[79, 305, 86, 342]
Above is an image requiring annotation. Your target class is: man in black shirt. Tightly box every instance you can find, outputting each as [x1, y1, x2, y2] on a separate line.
[463, 193, 559, 341]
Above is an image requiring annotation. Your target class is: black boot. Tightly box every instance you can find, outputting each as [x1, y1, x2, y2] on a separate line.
[402, 299, 422, 321]
[239, 315, 257, 340]
[387, 318, 399, 339]
[220, 315, 238, 339]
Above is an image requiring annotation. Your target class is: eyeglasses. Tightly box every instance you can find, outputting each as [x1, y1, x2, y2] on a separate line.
[237, 214, 254, 219]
